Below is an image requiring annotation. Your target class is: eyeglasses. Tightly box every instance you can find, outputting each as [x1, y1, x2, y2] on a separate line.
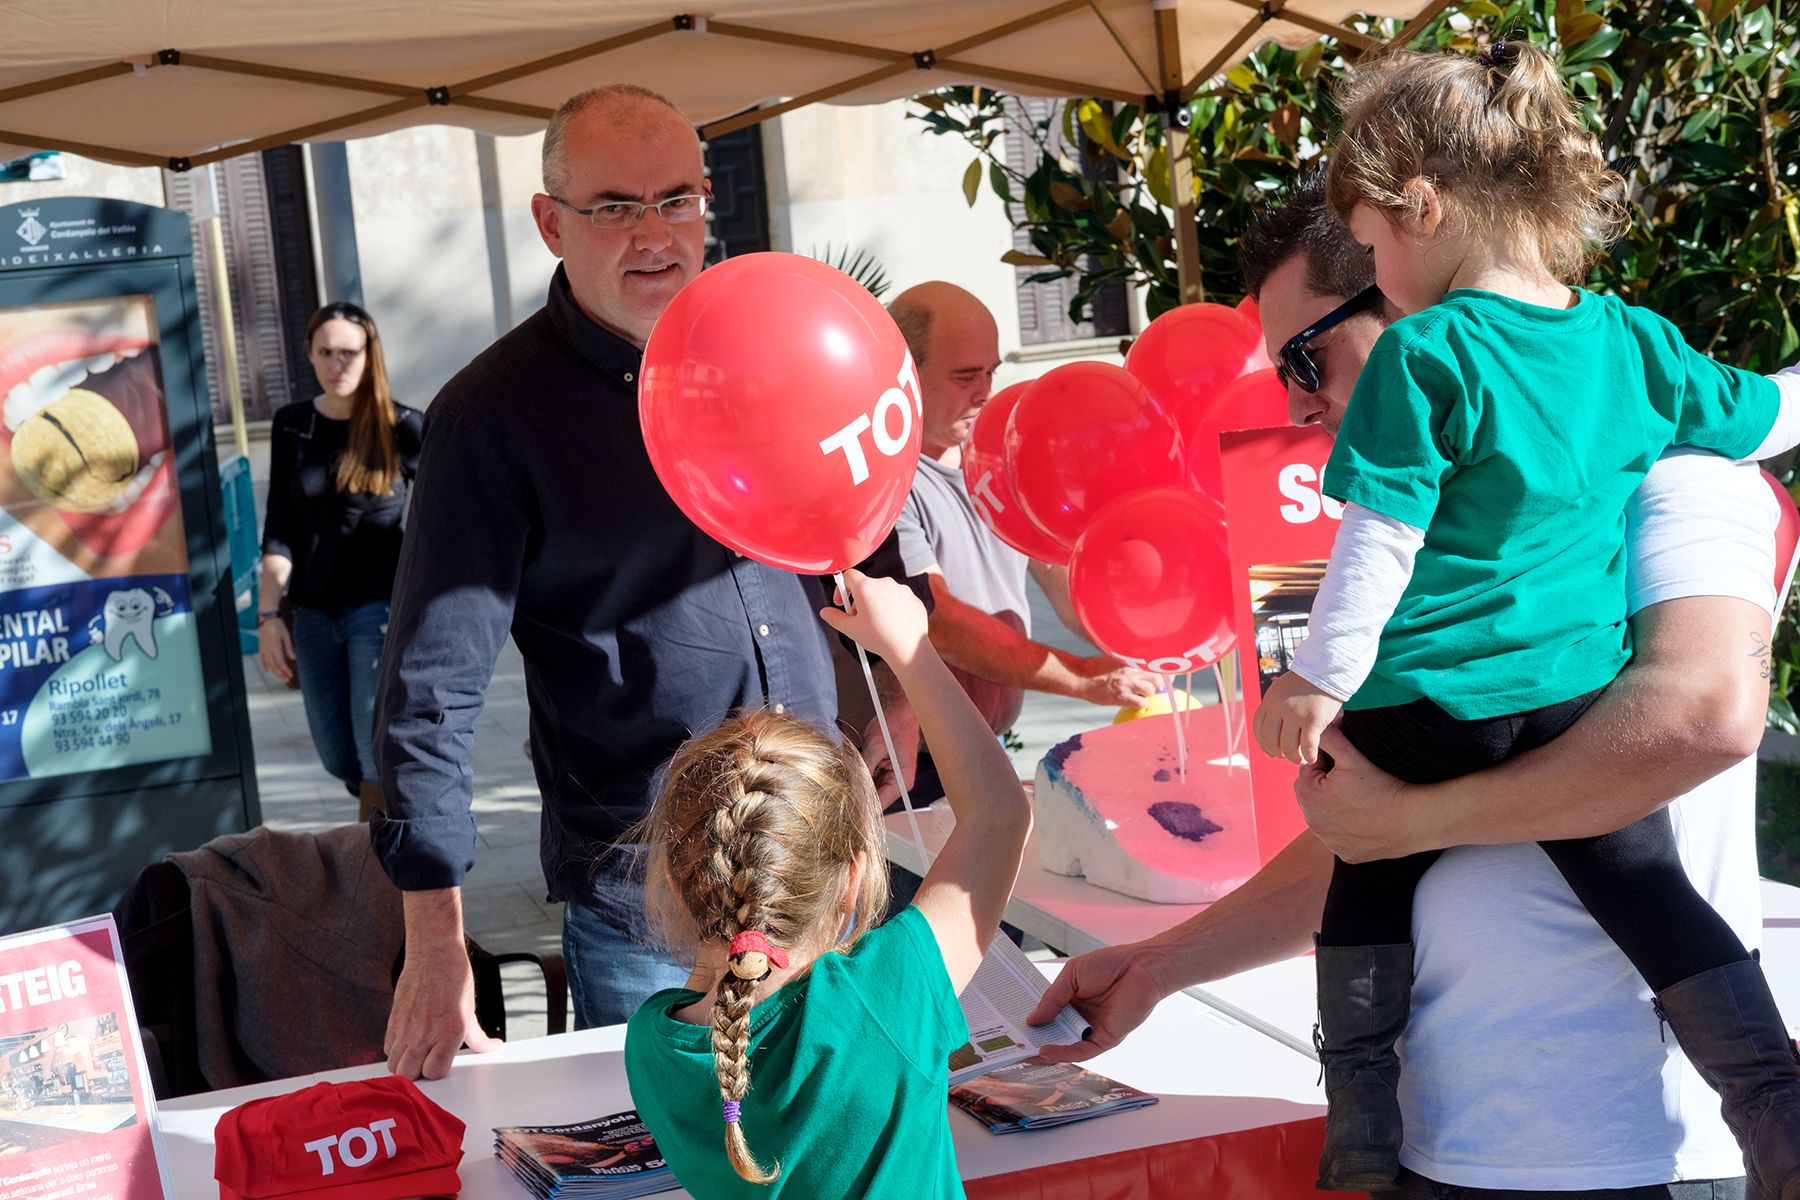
[1275, 284, 1382, 393]
[549, 193, 709, 229]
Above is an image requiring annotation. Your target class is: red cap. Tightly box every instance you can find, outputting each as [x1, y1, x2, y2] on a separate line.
[215, 1075, 465, 1200]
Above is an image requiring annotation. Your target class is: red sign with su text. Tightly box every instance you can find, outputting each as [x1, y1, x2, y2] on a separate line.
[0, 916, 170, 1200]
[1218, 426, 1342, 863]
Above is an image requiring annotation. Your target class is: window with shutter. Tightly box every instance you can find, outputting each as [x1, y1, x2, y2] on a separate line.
[703, 126, 771, 265]
[163, 150, 316, 425]
[1002, 98, 1130, 346]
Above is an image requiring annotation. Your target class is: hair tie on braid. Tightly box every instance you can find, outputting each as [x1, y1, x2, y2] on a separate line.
[728, 930, 790, 981]
[722, 1099, 742, 1125]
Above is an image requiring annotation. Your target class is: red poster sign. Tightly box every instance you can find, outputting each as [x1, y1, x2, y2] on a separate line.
[0, 916, 170, 1200]
[1218, 426, 1342, 863]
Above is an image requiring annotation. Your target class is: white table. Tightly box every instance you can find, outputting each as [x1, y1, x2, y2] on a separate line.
[891, 810, 1800, 1058]
[156, 972, 1328, 1198]
[885, 805, 1319, 1055]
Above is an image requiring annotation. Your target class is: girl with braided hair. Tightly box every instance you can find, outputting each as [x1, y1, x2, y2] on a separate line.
[1249, 38, 1800, 1195]
[624, 569, 1030, 1198]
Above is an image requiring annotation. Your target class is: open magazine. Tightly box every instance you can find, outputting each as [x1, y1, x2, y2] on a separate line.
[951, 1058, 1159, 1132]
[493, 1111, 678, 1199]
[948, 934, 1087, 1084]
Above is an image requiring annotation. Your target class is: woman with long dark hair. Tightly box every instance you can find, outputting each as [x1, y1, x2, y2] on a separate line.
[258, 302, 422, 820]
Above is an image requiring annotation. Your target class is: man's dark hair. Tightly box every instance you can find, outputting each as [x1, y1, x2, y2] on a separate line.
[1238, 168, 1376, 301]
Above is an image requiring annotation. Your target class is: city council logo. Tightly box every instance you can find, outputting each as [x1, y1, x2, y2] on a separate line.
[15, 209, 45, 246]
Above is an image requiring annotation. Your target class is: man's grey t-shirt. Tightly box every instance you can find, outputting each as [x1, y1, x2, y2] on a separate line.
[895, 455, 1032, 733]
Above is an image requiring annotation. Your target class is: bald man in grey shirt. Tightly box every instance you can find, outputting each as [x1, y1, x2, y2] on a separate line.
[867, 282, 1158, 804]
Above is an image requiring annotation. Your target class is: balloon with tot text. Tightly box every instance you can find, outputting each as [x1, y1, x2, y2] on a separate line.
[961, 381, 1070, 565]
[1004, 361, 1185, 550]
[1125, 302, 1268, 440]
[1068, 487, 1236, 674]
[639, 253, 920, 574]
[1182, 367, 1290, 502]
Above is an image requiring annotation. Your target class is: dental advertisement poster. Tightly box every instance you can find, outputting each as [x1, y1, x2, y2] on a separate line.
[0, 916, 172, 1200]
[0, 295, 209, 782]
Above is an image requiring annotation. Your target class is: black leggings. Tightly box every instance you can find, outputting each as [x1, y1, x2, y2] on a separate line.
[1319, 689, 1749, 993]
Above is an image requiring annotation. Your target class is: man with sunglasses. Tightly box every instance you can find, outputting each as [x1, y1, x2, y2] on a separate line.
[373, 86, 840, 1078]
[1032, 170, 1782, 1197]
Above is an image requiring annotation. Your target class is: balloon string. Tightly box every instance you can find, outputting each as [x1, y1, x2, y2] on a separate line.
[1212, 661, 1237, 776]
[1161, 672, 1188, 781]
[835, 571, 931, 870]
[1179, 670, 1192, 748]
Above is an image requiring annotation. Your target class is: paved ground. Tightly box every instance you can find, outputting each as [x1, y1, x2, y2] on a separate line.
[248, 578, 1218, 1040]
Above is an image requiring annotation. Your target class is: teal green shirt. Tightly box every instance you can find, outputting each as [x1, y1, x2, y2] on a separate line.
[1323, 288, 1778, 719]
[624, 905, 969, 1199]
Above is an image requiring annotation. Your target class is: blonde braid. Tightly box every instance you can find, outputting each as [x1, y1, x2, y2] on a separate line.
[708, 754, 782, 1183]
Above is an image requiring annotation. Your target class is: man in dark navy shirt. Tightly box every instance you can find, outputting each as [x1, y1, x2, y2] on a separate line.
[374, 83, 837, 1077]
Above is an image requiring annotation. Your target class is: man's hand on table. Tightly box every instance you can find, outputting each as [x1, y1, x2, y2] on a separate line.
[385, 939, 501, 1080]
[1296, 726, 1435, 863]
[1025, 943, 1170, 1063]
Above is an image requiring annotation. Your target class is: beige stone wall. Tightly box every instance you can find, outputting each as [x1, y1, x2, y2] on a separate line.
[0, 154, 164, 208]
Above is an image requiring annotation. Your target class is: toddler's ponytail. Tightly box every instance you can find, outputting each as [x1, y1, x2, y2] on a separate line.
[1325, 39, 1626, 282]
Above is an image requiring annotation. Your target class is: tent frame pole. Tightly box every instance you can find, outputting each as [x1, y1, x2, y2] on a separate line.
[1155, 1, 1204, 306]
[1221, 0, 1382, 50]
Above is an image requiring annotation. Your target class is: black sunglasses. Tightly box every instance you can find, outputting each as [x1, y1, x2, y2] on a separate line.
[1275, 284, 1382, 393]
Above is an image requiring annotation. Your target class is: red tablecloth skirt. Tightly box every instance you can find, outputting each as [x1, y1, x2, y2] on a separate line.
[966, 1116, 1359, 1200]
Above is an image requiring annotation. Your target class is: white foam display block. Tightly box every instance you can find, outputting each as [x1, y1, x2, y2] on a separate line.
[1034, 708, 1262, 904]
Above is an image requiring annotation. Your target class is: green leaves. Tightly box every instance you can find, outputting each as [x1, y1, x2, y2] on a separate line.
[961, 159, 981, 207]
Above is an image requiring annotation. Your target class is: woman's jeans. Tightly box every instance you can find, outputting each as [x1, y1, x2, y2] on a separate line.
[291, 601, 389, 788]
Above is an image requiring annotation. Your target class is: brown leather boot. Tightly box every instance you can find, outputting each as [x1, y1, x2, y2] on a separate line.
[356, 780, 384, 822]
[1315, 938, 1413, 1192]
[1655, 958, 1800, 1200]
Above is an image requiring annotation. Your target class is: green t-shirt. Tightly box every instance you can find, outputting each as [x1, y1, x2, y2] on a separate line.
[624, 904, 970, 1200]
[1322, 287, 1778, 719]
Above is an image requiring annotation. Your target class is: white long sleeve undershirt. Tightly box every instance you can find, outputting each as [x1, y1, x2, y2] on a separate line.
[1745, 367, 1800, 460]
[1288, 503, 1425, 703]
[1293, 367, 1800, 707]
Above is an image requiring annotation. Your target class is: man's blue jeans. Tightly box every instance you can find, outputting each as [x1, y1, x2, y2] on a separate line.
[562, 845, 691, 1029]
[291, 601, 389, 787]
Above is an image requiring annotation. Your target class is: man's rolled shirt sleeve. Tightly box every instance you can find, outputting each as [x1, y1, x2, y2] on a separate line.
[1322, 337, 1470, 531]
[372, 397, 528, 890]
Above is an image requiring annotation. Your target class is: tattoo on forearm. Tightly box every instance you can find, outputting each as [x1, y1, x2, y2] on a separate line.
[1751, 631, 1773, 681]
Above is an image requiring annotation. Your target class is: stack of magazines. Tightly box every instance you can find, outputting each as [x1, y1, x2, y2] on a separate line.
[494, 1111, 678, 1198]
[950, 1059, 1159, 1133]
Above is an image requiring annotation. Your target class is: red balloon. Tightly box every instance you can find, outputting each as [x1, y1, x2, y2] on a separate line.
[1068, 487, 1236, 672]
[640, 253, 920, 574]
[1235, 296, 1275, 372]
[1765, 470, 1800, 597]
[961, 382, 1070, 564]
[1125, 302, 1267, 438]
[1183, 368, 1291, 501]
[1004, 362, 1185, 549]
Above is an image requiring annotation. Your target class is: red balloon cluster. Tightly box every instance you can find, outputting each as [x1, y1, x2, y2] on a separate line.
[638, 253, 921, 574]
[961, 301, 1282, 674]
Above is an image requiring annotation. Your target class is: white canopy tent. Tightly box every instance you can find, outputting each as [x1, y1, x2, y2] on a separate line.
[0, 0, 1447, 299]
